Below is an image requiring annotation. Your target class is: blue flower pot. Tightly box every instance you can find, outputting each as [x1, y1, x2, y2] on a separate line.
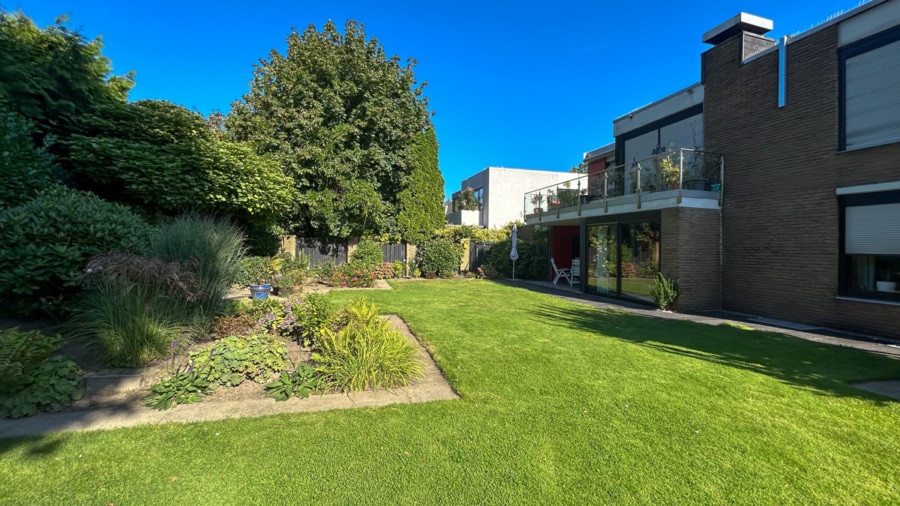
[249, 284, 272, 300]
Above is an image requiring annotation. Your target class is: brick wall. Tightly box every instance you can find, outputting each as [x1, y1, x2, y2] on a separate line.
[703, 25, 900, 338]
[660, 207, 722, 312]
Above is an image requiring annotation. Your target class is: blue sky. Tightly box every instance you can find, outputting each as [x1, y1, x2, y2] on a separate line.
[11, 0, 862, 198]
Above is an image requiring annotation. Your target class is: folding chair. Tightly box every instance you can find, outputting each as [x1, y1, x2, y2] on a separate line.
[550, 257, 573, 286]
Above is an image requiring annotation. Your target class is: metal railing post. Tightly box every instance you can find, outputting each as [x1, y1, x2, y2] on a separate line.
[577, 179, 582, 216]
[636, 163, 642, 209]
[678, 149, 684, 204]
[603, 171, 609, 213]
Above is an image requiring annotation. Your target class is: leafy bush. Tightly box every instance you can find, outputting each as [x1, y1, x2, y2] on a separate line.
[264, 364, 323, 401]
[0, 188, 149, 316]
[191, 334, 287, 387]
[324, 262, 377, 288]
[350, 239, 383, 269]
[392, 260, 405, 278]
[144, 366, 211, 411]
[279, 294, 333, 347]
[486, 239, 547, 280]
[0, 328, 83, 418]
[373, 262, 397, 280]
[312, 298, 422, 392]
[649, 273, 679, 311]
[416, 237, 461, 278]
[0, 108, 62, 209]
[147, 214, 246, 325]
[396, 128, 444, 244]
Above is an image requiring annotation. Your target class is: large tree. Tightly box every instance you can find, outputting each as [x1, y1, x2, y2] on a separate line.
[227, 20, 432, 239]
[0, 10, 134, 140]
[397, 128, 445, 244]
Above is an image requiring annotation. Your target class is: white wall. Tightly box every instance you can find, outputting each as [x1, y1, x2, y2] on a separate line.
[446, 210, 481, 227]
[483, 168, 576, 229]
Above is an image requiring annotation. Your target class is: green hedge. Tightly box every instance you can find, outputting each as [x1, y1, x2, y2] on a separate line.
[0, 189, 149, 316]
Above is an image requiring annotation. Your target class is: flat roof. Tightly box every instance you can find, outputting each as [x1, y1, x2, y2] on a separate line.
[702, 12, 773, 45]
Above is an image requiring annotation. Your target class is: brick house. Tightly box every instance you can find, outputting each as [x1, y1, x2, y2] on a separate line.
[526, 1, 900, 338]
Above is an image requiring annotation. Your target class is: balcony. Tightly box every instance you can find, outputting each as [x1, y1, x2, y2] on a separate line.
[524, 149, 723, 225]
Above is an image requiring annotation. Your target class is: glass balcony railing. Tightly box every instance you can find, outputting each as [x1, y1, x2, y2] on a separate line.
[524, 149, 723, 218]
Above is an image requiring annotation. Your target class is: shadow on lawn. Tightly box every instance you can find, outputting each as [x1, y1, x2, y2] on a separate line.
[532, 303, 900, 403]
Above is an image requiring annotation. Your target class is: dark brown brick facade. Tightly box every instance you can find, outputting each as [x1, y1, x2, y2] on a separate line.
[703, 25, 900, 338]
[661, 207, 721, 312]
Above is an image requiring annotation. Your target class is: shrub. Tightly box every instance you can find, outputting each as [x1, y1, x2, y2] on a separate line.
[147, 214, 246, 325]
[0, 108, 62, 210]
[416, 237, 461, 278]
[486, 239, 547, 279]
[374, 262, 397, 280]
[621, 262, 637, 278]
[191, 334, 287, 387]
[0, 328, 83, 418]
[350, 239, 383, 269]
[144, 366, 211, 411]
[392, 260, 405, 278]
[649, 273, 679, 311]
[279, 294, 333, 347]
[312, 298, 422, 392]
[264, 364, 323, 401]
[325, 262, 377, 288]
[0, 188, 149, 317]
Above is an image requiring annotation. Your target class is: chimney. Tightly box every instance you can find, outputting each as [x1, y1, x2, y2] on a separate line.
[703, 12, 775, 61]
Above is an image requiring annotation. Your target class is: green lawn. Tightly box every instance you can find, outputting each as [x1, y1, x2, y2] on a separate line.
[3, 280, 900, 504]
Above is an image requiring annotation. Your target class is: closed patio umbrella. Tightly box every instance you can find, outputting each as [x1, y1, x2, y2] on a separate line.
[510, 224, 519, 279]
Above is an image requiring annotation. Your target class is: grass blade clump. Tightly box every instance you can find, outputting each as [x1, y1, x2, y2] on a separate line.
[147, 214, 246, 327]
[312, 298, 422, 392]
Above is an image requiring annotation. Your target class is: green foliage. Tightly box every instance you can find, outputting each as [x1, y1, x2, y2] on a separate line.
[0, 327, 82, 418]
[0, 108, 62, 209]
[454, 188, 479, 211]
[147, 214, 246, 322]
[487, 237, 548, 280]
[649, 273, 679, 311]
[286, 294, 333, 347]
[351, 239, 384, 269]
[312, 298, 422, 392]
[264, 364, 322, 401]
[0, 327, 62, 393]
[227, 19, 431, 239]
[416, 237, 461, 278]
[191, 334, 287, 387]
[392, 260, 405, 278]
[433, 224, 512, 244]
[144, 366, 211, 411]
[397, 128, 444, 244]
[64, 101, 297, 225]
[0, 188, 149, 316]
[233, 298, 284, 322]
[66, 275, 196, 366]
[323, 262, 377, 288]
[0, 10, 133, 141]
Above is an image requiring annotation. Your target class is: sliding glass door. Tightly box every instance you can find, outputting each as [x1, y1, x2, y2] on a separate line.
[585, 218, 660, 302]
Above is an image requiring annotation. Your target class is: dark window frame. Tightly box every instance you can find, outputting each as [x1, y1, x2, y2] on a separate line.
[838, 24, 900, 151]
[838, 189, 900, 301]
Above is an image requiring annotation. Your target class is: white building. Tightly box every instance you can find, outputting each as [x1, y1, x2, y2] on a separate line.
[447, 167, 576, 229]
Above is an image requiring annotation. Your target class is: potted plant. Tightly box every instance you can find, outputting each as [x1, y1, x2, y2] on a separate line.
[244, 256, 274, 299]
[276, 269, 305, 296]
[656, 155, 681, 189]
[530, 193, 544, 213]
[876, 267, 897, 292]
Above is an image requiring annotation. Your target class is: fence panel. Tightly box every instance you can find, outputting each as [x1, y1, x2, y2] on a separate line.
[469, 242, 494, 271]
[381, 243, 407, 264]
[296, 238, 347, 267]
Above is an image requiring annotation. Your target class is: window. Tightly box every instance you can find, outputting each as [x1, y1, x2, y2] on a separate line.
[840, 190, 900, 301]
[840, 26, 900, 151]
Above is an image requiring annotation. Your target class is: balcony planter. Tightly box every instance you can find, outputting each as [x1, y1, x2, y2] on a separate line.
[249, 284, 272, 300]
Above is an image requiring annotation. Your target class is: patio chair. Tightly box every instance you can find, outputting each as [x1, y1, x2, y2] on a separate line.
[550, 257, 573, 286]
[571, 258, 581, 284]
